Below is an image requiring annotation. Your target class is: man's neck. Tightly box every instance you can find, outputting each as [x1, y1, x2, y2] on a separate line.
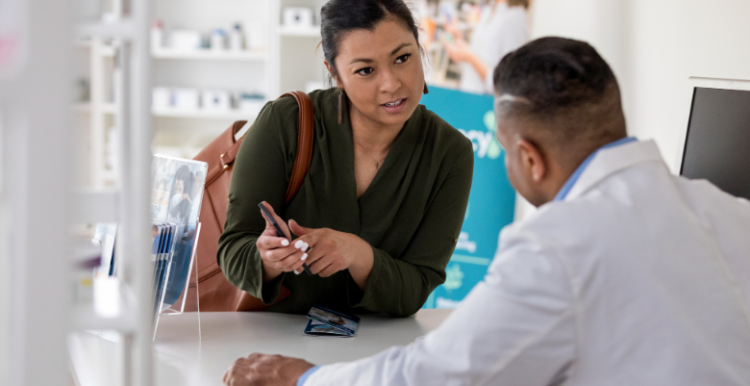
[548, 135, 633, 203]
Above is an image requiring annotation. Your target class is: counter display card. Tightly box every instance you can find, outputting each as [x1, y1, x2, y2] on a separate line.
[304, 305, 360, 337]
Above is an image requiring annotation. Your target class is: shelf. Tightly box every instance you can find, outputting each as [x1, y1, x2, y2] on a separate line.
[279, 25, 321, 38]
[71, 303, 139, 332]
[151, 49, 268, 61]
[152, 108, 259, 120]
[76, 20, 138, 40]
[74, 103, 117, 114]
[71, 189, 120, 224]
[70, 278, 139, 333]
[68, 331, 119, 386]
[75, 41, 116, 57]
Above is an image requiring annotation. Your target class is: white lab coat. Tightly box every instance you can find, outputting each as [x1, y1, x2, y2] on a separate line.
[306, 140, 750, 385]
[459, 3, 529, 94]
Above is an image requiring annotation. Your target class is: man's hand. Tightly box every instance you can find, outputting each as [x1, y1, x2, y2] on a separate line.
[222, 354, 314, 386]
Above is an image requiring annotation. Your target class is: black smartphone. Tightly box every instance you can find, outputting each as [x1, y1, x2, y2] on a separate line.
[258, 202, 312, 275]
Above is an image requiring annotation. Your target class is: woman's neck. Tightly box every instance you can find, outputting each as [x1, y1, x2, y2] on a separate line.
[348, 104, 404, 154]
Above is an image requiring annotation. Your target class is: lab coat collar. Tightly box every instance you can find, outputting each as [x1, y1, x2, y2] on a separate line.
[565, 140, 665, 201]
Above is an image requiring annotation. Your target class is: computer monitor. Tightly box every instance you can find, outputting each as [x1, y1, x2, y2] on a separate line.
[676, 77, 750, 200]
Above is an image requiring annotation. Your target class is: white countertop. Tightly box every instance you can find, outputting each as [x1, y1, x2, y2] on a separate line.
[71, 309, 453, 386]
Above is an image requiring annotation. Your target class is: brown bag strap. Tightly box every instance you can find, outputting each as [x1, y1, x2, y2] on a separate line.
[218, 91, 314, 204]
[280, 91, 315, 204]
[211, 120, 248, 186]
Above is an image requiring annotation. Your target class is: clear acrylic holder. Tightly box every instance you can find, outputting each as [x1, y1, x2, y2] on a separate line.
[152, 223, 201, 344]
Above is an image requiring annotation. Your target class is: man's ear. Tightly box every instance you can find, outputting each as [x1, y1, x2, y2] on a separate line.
[517, 138, 547, 183]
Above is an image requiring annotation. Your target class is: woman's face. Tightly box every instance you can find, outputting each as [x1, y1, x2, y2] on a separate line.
[328, 18, 425, 129]
[174, 179, 184, 195]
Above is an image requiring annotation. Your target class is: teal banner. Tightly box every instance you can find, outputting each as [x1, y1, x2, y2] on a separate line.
[419, 86, 516, 309]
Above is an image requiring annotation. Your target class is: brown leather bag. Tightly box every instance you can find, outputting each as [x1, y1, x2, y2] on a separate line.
[181, 91, 315, 312]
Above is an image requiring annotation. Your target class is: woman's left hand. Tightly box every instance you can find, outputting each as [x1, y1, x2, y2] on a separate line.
[288, 220, 374, 286]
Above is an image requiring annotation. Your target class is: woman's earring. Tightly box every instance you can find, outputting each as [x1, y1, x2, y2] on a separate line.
[338, 88, 346, 124]
[423, 82, 429, 95]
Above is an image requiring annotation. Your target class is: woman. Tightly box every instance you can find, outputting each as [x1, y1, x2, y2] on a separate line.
[444, 0, 529, 94]
[167, 165, 194, 225]
[218, 0, 474, 317]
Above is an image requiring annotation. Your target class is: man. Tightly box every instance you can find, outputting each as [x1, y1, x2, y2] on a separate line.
[223, 37, 750, 386]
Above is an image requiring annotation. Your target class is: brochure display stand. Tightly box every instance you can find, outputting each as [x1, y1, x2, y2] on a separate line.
[150, 155, 207, 339]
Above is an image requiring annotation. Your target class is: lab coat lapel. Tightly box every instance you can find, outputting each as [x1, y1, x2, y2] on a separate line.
[565, 140, 665, 201]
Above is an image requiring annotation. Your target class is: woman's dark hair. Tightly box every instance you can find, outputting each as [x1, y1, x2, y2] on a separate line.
[320, 0, 422, 80]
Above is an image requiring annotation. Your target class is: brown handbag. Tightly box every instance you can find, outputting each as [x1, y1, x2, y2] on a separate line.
[180, 91, 315, 312]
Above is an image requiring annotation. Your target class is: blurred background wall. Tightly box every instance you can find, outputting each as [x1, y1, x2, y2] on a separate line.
[533, 0, 750, 169]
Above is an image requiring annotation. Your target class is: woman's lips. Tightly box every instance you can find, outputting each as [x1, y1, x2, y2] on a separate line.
[381, 98, 407, 113]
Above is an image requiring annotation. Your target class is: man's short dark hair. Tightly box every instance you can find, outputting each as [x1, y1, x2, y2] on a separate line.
[493, 37, 626, 148]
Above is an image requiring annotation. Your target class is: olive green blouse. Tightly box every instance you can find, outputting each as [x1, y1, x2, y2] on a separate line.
[218, 88, 473, 317]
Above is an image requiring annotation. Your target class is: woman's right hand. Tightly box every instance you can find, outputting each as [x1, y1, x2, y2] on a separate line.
[256, 202, 309, 282]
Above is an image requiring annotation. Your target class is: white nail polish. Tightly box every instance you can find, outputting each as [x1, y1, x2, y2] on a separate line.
[301, 253, 308, 261]
[294, 240, 304, 249]
[293, 270, 299, 275]
[281, 239, 289, 247]
[303, 242, 310, 251]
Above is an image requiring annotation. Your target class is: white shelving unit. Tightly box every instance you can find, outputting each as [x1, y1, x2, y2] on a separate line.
[1, 0, 152, 385]
[71, 301, 139, 333]
[152, 48, 269, 61]
[0, 2, 72, 384]
[76, 41, 117, 57]
[73, 0, 331, 169]
[74, 37, 119, 188]
[273, 0, 329, 95]
[71, 1, 155, 386]
[150, 0, 274, 159]
[279, 26, 321, 38]
[152, 108, 259, 120]
[75, 103, 117, 114]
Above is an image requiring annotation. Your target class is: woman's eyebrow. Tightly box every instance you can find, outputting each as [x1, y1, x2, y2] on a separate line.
[350, 57, 374, 65]
[348, 42, 413, 65]
[389, 42, 411, 56]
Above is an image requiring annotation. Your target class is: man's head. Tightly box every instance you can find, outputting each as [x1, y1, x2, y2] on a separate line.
[493, 37, 627, 206]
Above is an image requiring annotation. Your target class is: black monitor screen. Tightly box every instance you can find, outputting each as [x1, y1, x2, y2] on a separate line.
[681, 87, 750, 200]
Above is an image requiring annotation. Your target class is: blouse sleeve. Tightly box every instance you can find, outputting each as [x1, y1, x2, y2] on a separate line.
[346, 142, 475, 317]
[217, 100, 297, 304]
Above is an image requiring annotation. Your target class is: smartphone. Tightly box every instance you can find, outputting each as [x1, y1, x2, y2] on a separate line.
[258, 203, 312, 276]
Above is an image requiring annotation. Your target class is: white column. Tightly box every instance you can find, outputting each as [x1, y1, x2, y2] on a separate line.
[2, 0, 72, 384]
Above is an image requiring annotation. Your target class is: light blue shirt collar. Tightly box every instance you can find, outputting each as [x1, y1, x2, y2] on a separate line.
[297, 366, 320, 386]
[554, 137, 637, 202]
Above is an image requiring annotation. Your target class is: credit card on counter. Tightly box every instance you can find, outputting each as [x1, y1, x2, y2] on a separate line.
[303, 305, 360, 337]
